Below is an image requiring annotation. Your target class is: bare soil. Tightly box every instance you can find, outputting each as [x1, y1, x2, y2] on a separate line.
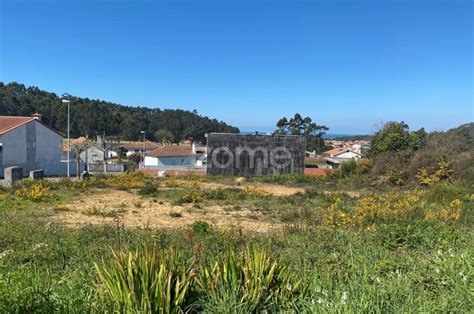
[54, 188, 283, 232]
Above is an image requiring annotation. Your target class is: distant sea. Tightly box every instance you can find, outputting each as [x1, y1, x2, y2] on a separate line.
[239, 131, 369, 139]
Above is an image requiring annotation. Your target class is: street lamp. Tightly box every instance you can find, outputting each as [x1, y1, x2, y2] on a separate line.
[140, 130, 146, 167]
[62, 99, 71, 178]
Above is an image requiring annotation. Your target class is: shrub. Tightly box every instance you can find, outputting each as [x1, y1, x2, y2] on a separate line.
[14, 181, 50, 201]
[339, 160, 357, 177]
[191, 221, 212, 234]
[94, 246, 193, 313]
[138, 184, 159, 196]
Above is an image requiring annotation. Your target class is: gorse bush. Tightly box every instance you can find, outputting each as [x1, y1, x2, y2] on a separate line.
[94, 246, 194, 313]
[14, 181, 50, 201]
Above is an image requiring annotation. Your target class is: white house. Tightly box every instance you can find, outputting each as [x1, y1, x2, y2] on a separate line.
[323, 147, 362, 159]
[0, 114, 64, 178]
[144, 143, 206, 170]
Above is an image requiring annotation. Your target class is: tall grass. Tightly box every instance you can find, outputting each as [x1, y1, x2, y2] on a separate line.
[94, 246, 193, 313]
[196, 246, 305, 312]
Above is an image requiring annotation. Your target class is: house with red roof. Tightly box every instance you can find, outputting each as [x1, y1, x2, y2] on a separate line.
[0, 114, 65, 178]
[144, 143, 207, 170]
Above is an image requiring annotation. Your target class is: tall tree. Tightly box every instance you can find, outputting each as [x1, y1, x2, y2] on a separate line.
[274, 113, 329, 153]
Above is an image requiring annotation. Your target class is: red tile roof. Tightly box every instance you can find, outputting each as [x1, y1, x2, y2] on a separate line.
[149, 145, 195, 157]
[323, 147, 345, 155]
[0, 116, 35, 135]
[63, 136, 88, 151]
[0, 115, 63, 137]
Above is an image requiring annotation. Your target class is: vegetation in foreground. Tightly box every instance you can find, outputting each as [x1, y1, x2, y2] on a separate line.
[0, 172, 472, 312]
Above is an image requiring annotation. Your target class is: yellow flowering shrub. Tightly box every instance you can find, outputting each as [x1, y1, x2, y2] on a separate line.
[416, 162, 453, 186]
[323, 198, 352, 227]
[352, 190, 425, 226]
[15, 182, 50, 201]
[97, 172, 152, 189]
[425, 199, 462, 223]
[163, 179, 202, 189]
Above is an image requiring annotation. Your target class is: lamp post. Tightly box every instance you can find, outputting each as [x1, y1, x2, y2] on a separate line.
[141, 130, 146, 168]
[62, 99, 71, 178]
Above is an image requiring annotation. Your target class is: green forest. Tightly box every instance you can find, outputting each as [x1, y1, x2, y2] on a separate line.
[0, 82, 239, 142]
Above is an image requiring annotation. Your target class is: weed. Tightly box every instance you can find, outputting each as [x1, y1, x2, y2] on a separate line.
[169, 211, 183, 218]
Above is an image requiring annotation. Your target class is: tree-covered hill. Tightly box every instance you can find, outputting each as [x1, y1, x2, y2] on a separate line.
[0, 82, 239, 142]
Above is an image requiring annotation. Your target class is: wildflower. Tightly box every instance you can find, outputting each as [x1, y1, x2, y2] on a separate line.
[435, 268, 440, 274]
[0, 249, 13, 259]
[375, 277, 381, 283]
[317, 298, 323, 304]
[437, 249, 443, 256]
[341, 291, 349, 304]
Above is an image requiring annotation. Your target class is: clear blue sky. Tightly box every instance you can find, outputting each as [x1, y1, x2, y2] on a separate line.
[1, 0, 472, 134]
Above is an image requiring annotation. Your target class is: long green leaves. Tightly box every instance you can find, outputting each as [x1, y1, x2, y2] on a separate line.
[196, 246, 305, 312]
[94, 246, 192, 313]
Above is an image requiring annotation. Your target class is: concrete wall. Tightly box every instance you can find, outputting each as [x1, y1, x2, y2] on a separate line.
[207, 133, 306, 176]
[0, 120, 64, 178]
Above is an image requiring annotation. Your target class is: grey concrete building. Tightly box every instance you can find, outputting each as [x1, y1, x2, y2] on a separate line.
[0, 114, 65, 178]
[207, 133, 306, 176]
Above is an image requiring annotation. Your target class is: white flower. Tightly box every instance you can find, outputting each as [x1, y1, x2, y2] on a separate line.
[435, 268, 440, 274]
[437, 249, 443, 256]
[0, 249, 13, 259]
[341, 291, 349, 304]
[376, 277, 381, 283]
[33, 243, 48, 251]
[317, 298, 323, 304]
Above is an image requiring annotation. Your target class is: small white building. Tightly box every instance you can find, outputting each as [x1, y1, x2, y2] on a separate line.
[0, 114, 64, 178]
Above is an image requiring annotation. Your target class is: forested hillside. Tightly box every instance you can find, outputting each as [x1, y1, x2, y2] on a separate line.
[0, 82, 239, 142]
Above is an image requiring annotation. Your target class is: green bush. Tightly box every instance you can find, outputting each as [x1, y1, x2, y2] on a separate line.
[191, 221, 212, 234]
[138, 184, 159, 196]
[340, 160, 357, 177]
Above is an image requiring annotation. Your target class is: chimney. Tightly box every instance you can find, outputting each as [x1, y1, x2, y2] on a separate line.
[96, 132, 106, 148]
[31, 113, 42, 121]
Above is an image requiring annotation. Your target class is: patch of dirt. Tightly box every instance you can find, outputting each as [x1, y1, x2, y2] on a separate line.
[54, 189, 282, 232]
[174, 180, 305, 196]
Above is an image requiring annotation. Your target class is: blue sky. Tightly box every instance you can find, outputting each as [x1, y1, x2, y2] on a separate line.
[0, 0, 472, 134]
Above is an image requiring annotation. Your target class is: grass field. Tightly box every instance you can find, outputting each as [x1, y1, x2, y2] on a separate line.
[0, 173, 472, 312]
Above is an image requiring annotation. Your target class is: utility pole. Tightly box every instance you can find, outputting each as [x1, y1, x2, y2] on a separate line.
[62, 99, 71, 178]
[141, 130, 146, 168]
